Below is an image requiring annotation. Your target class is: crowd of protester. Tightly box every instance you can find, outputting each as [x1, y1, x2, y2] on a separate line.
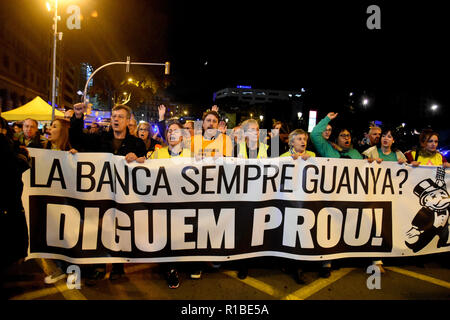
[0, 102, 449, 290]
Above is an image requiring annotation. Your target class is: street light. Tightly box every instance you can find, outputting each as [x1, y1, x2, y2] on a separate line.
[82, 57, 170, 105]
[431, 104, 439, 111]
[48, 0, 64, 122]
[362, 98, 369, 106]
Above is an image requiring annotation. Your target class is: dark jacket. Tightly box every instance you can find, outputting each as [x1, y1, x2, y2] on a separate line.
[70, 116, 146, 157]
[17, 132, 47, 148]
[0, 124, 30, 266]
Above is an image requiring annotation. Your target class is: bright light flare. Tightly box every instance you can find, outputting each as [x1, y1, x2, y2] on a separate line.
[46, 2, 51, 11]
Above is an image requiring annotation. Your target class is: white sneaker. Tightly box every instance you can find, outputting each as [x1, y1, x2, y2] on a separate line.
[44, 271, 67, 284]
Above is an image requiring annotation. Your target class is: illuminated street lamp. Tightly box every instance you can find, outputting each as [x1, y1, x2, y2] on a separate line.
[259, 115, 264, 121]
[362, 98, 369, 106]
[431, 104, 439, 111]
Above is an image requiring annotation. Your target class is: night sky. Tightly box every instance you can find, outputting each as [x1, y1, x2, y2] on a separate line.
[2, 0, 449, 135]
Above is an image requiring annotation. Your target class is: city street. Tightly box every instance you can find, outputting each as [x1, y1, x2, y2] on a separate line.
[3, 255, 449, 301]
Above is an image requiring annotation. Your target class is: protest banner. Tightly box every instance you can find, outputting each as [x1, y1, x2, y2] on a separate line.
[23, 149, 450, 263]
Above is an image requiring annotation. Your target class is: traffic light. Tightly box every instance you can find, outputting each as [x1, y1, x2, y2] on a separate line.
[165, 62, 170, 75]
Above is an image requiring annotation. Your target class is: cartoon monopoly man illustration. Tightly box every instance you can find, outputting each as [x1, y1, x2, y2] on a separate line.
[405, 167, 450, 252]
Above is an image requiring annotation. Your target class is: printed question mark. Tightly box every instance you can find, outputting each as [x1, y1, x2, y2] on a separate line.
[396, 169, 408, 194]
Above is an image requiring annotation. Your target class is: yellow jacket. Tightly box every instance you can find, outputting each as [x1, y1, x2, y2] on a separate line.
[150, 146, 191, 159]
[280, 149, 316, 158]
[237, 142, 269, 159]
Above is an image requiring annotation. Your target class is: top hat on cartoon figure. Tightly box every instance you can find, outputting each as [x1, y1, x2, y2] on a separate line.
[414, 179, 450, 210]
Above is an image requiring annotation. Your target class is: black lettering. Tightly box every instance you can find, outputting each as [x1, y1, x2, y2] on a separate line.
[280, 164, 294, 193]
[370, 167, 382, 194]
[77, 161, 95, 192]
[153, 166, 172, 196]
[46, 159, 66, 189]
[30, 157, 47, 187]
[263, 164, 279, 193]
[336, 167, 351, 194]
[201, 165, 216, 194]
[217, 165, 240, 194]
[114, 164, 129, 195]
[132, 166, 151, 195]
[354, 167, 369, 194]
[181, 166, 199, 195]
[97, 162, 114, 193]
[381, 169, 394, 195]
[302, 164, 318, 194]
[244, 165, 261, 193]
[59, 214, 65, 241]
[320, 165, 337, 193]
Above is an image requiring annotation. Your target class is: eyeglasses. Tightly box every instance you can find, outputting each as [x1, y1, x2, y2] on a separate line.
[339, 134, 351, 138]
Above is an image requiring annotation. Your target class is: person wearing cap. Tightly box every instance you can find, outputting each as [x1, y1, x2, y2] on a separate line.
[406, 177, 450, 252]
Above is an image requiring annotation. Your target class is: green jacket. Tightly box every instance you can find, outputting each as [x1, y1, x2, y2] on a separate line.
[310, 116, 363, 159]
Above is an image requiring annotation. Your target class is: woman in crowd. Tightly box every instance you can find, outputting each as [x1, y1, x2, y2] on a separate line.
[235, 119, 270, 159]
[281, 129, 316, 160]
[267, 121, 290, 156]
[151, 122, 191, 159]
[280, 129, 315, 283]
[310, 112, 362, 278]
[405, 129, 449, 168]
[362, 127, 407, 273]
[137, 121, 162, 159]
[46, 119, 77, 153]
[322, 124, 332, 140]
[311, 112, 363, 160]
[363, 127, 407, 164]
[233, 119, 271, 280]
[150, 121, 191, 289]
[43, 119, 77, 284]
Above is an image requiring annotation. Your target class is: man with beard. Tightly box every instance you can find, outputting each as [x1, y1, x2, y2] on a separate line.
[191, 109, 233, 158]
